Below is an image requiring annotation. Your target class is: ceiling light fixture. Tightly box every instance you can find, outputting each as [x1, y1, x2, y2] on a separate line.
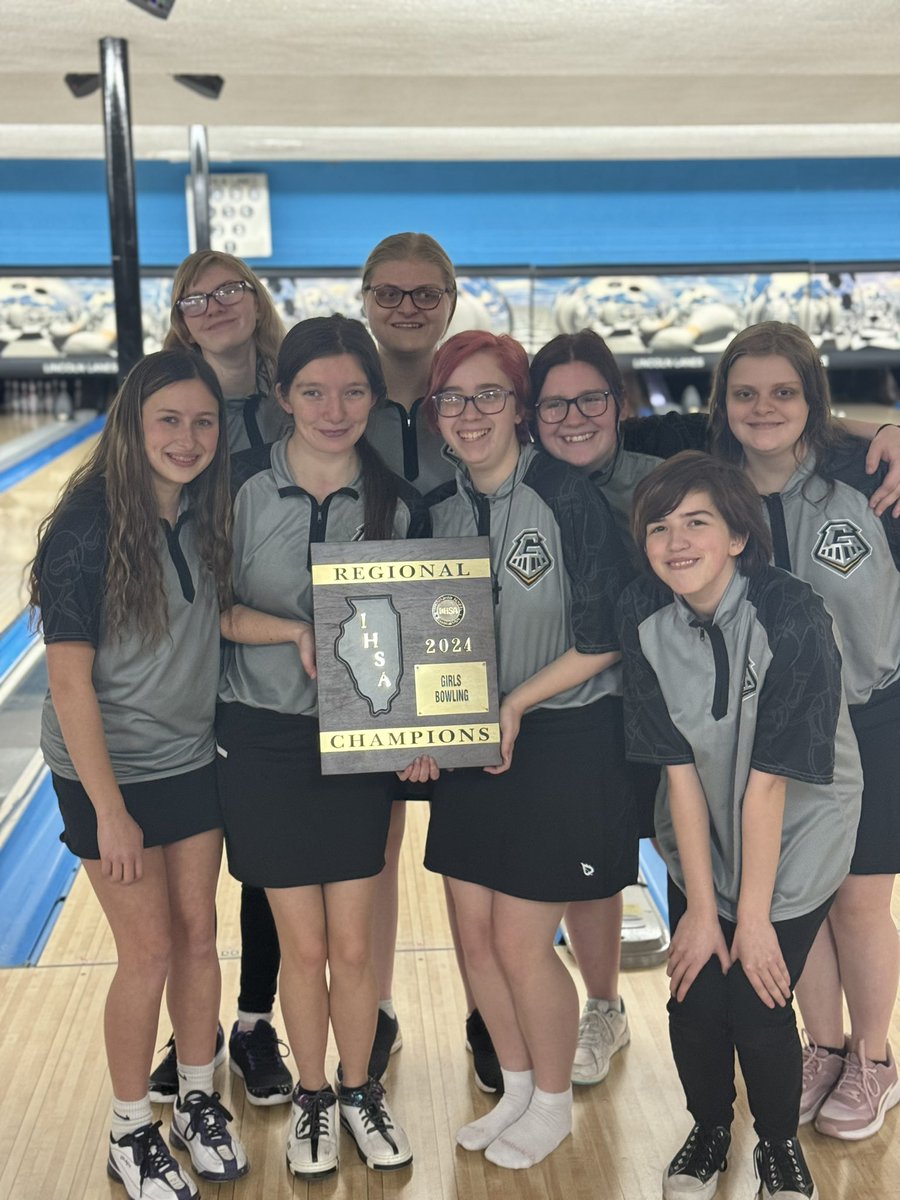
[173, 74, 225, 100]
[125, 0, 177, 18]
[64, 73, 102, 98]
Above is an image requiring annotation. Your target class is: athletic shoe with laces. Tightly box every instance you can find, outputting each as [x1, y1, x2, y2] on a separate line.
[798, 1029, 844, 1125]
[107, 1120, 198, 1200]
[465, 1008, 503, 1094]
[571, 997, 630, 1086]
[148, 1023, 226, 1104]
[336, 1076, 413, 1171]
[170, 1089, 249, 1181]
[368, 1009, 402, 1081]
[814, 1039, 900, 1140]
[753, 1137, 818, 1198]
[286, 1085, 339, 1178]
[663, 1124, 731, 1200]
[229, 1019, 293, 1105]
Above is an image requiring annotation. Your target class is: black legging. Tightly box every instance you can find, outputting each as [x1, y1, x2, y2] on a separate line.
[237, 884, 281, 1015]
[667, 880, 834, 1142]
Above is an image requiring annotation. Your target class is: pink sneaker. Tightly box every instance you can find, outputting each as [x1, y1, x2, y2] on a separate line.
[799, 1030, 844, 1125]
[814, 1040, 900, 1140]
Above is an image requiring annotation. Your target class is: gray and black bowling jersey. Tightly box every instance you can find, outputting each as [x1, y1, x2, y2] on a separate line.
[365, 398, 454, 495]
[38, 481, 220, 783]
[223, 364, 291, 453]
[220, 435, 429, 717]
[426, 445, 634, 707]
[761, 442, 900, 707]
[619, 566, 862, 922]
[590, 448, 661, 543]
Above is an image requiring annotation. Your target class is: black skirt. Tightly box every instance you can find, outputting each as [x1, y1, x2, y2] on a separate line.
[216, 701, 394, 888]
[425, 696, 639, 902]
[849, 683, 900, 875]
[53, 760, 221, 860]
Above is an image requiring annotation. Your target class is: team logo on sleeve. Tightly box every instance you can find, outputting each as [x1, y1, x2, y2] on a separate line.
[742, 659, 758, 701]
[505, 528, 555, 588]
[812, 519, 872, 576]
[351, 524, 366, 542]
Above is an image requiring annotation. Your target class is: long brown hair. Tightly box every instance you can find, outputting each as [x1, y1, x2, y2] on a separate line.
[708, 321, 848, 469]
[164, 250, 285, 391]
[277, 315, 404, 540]
[30, 351, 232, 644]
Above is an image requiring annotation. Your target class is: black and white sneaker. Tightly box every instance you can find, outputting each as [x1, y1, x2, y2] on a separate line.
[287, 1085, 339, 1178]
[663, 1124, 731, 1199]
[107, 1121, 198, 1200]
[465, 1008, 503, 1093]
[337, 1077, 412, 1171]
[754, 1137, 818, 1199]
[148, 1023, 226, 1104]
[170, 1089, 249, 1181]
[229, 1019, 293, 1105]
[368, 1009, 402, 1081]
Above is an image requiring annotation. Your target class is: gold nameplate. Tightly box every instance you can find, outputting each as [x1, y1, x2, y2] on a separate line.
[414, 662, 489, 716]
[312, 558, 491, 586]
[320, 723, 501, 753]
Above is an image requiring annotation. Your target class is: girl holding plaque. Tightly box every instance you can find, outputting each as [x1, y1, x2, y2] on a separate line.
[361, 232, 502, 1094]
[423, 330, 637, 1169]
[215, 314, 429, 1180]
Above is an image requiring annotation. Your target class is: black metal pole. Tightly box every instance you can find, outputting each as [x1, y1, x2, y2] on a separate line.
[100, 37, 143, 384]
[189, 124, 211, 250]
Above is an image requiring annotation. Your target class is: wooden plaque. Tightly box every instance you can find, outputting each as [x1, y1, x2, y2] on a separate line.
[311, 537, 502, 774]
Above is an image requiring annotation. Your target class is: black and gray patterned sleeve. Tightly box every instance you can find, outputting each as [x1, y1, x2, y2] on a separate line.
[617, 582, 695, 765]
[540, 458, 636, 654]
[751, 576, 841, 784]
[36, 500, 107, 646]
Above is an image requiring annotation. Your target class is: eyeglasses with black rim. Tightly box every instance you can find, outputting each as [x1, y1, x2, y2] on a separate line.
[431, 388, 512, 418]
[534, 390, 613, 424]
[363, 284, 454, 311]
[176, 279, 255, 318]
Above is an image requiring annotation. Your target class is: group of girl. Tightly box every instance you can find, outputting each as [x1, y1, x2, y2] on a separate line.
[30, 231, 900, 1200]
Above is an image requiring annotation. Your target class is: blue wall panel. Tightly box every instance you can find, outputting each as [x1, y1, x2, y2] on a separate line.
[1, 157, 898, 269]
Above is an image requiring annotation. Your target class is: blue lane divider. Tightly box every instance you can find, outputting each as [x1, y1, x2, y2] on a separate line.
[0, 415, 104, 494]
[639, 838, 669, 926]
[0, 610, 40, 685]
[0, 765, 79, 966]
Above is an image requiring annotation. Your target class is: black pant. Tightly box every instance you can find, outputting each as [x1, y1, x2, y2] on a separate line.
[667, 880, 833, 1141]
[238, 884, 281, 1015]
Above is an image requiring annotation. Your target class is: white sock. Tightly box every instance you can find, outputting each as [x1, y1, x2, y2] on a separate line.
[111, 1095, 152, 1141]
[456, 1068, 534, 1151]
[237, 1009, 272, 1032]
[379, 998, 396, 1020]
[485, 1085, 573, 1169]
[176, 1059, 215, 1102]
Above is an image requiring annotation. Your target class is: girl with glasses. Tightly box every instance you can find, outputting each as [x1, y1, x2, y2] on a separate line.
[423, 330, 637, 1169]
[528, 329, 665, 1092]
[215, 314, 430, 1179]
[29, 351, 246, 1200]
[360, 233, 502, 1095]
[154, 251, 295, 1108]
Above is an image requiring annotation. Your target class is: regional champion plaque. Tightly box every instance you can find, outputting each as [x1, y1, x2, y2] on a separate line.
[310, 537, 501, 773]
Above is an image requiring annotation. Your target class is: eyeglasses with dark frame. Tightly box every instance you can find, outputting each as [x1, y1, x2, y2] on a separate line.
[176, 279, 256, 318]
[534, 389, 613, 424]
[431, 388, 512, 418]
[363, 283, 454, 311]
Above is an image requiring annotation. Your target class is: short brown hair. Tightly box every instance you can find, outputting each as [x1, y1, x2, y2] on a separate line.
[630, 451, 772, 577]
